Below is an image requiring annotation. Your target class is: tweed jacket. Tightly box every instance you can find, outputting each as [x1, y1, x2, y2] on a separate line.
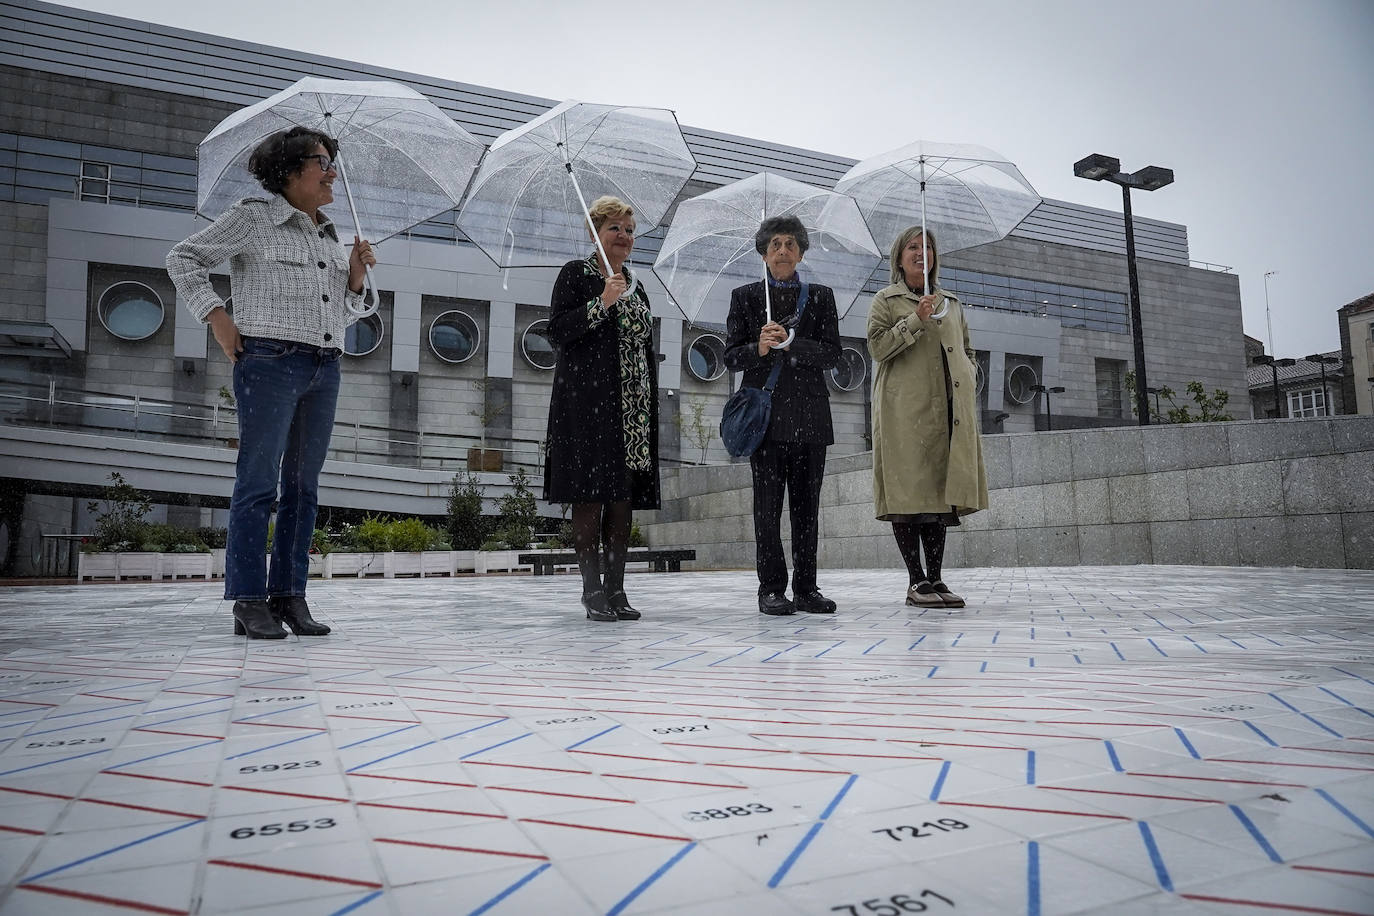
[166, 194, 362, 348]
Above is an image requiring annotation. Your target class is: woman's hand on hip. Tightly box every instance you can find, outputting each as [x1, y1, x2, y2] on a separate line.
[349, 236, 377, 292]
[915, 294, 938, 322]
[600, 273, 627, 305]
[207, 307, 242, 363]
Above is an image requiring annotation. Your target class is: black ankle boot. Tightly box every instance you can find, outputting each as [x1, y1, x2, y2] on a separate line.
[233, 599, 287, 639]
[582, 590, 617, 621]
[269, 596, 330, 635]
[606, 591, 641, 620]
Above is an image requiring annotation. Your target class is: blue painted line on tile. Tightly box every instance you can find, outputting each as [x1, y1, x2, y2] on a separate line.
[1173, 728, 1201, 759]
[235, 702, 316, 722]
[172, 676, 241, 690]
[337, 724, 421, 750]
[347, 739, 438, 772]
[384, 666, 434, 679]
[322, 669, 374, 681]
[1314, 788, 1374, 839]
[566, 724, 620, 750]
[1251, 632, 1282, 647]
[143, 696, 234, 716]
[1268, 693, 1343, 738]
[1332, 667, 1374, 687]
[1110, 642, 1125, 660]
[767, 774, 857, 888]
[907, 635, 927, 650]
[1317, 686, 1374, 719]
[452, 663, 494, 673]
[1104, 740, 1124, 772]
[611, 841, 698, 912]
[708, 647, 752, 667]
[979, 661, 989, 672]
[468, 863, 551, 916]
[0, 746, 110, 776]
[23, 712, 138, 736]
[139, 705, 238, 730]
[1026, 750, 1036, 785]
[991, 630, 999, 644]
[1026, 840, 1041, 916]
[1029, 627, 1036, 640]
[1222, 636, 1245, 648]
[862, 639, 886, 656]
[762, 644, 801, 663]
[18, 817, 202, 885]
[0, 718, 42, 730]
[1174, 613, 1194, 624]
[685, 636, 713, 646]
[1136, 821, 1173, 891]
[950, 633, 964, 647]
[814, 641, 843, 658]
[242, 673, 304, 688]
[43, 701, 142, 720]
[460, 731, 533, 760]
[1241, 720, 1278, 747]
[1028, 658, 1036, 668]
[442, 719, 508, 741]
[1228, 805, 1282, 862]
[1147, 639, 1168, 657]
[642, 635, 682, 649]
[929, 760, 951, 800]
[328, 890, 384, 916]
[1182, 636, 1208, 654]
[1073, 655, 1083, 665]
[105, 739, 221, 771]
[654, 651, 706, 670]
[225, 730, 325, 760]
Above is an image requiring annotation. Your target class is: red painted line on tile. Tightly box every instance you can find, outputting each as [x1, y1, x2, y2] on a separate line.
[663, 741, 936, 761]
[938, 801, 1131, 820]
[16, 884, 187, 914]
[80, 694, 147, 701]
[0, 785, 72, 800]
[463, 760, 594, 776]
[1286, 867, 1374, 878]
[222, 785, 348, 803]
[374, 837, 548, 860]
[1288, 746, 1374, 758]
[1035, 720, 1159, 727]
[1178, 893, 1368, 915]
[1210, 758, 1374, 773]
[0, 823, 45, 835]
[349, 772, 479, 790]
[710, 761, 851, 775]
[891, 738, 1026, 751]
[602, 772, 748, 790]
[1105, 710, 1230, 721]
[131, 728, 224, 740]
[97, 770, 213, 788]
[650, 713, 810, 724]
[1037, 785, 1224, 804]
[161, 690, 236, 698]
[486, 785, 634, 804]
[315, 688, 400, 698]
[78, 797, 207, 818]
[323, 715, 421, 724]
[0, 698, 59, 707]
[748, 732, 878, 742]
[356, 801, 505, 820]
[409, 708, 510, 718]
[570, 750, 699, 765]
[519, 817, 691, 842]
[229, 721, 329, 730]
[206, 858, 383, 888]
[1126, 772, 1306, 788]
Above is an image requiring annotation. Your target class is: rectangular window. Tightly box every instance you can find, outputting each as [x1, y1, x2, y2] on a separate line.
[1095, 358, 1127, 418]
[80, 161, 109, 203]
[1287, 387, 1325, 418]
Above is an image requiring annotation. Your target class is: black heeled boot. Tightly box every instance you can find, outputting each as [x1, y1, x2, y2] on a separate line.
[233, 599, 287, 639]
[605, 591, 641, 621]
[577, 549, 616, 622]
[269, 596, 331, 635]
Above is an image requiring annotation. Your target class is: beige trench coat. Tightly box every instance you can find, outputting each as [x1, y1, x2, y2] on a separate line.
[867, 281, 989, 520]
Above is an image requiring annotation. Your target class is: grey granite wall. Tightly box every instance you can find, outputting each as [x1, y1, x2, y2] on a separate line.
[639, 416, 1374, 571]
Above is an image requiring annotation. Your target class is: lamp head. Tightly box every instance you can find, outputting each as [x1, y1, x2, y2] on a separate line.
[1050, 386, 1066, 393]
[1253, 354, 1274, 365]
[1132, 166, 1174, 192]
[1274, 358, 1297, 368]
[1074, 153, 1120, 181]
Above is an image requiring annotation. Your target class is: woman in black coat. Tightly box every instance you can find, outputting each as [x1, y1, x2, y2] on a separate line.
[544, 195, 660, 622]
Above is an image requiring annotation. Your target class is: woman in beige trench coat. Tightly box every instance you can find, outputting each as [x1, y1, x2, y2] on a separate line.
[867, 226, 988, 608]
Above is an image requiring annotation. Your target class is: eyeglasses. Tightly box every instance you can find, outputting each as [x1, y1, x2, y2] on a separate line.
[305, 154, 337, 173]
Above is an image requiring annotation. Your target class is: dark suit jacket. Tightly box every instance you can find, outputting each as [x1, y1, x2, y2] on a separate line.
[724, 279, 842, 444]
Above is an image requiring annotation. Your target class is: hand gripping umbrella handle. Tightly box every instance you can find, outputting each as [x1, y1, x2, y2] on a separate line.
[918, 156, 948, 323]
[335, 150, 380, 318]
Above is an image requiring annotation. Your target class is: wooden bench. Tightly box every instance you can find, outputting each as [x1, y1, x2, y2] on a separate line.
[518, 548, 696, 576]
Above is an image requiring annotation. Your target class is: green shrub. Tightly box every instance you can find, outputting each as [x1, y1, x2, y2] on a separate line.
[389, 517, 441, 552]
[87, 472, 152, 550]
[446, 471, 489, 550]
[352, 516, 392, 552]
[196, 527, 228, 549]
[629, 523, 646, 548]
[496, 468, 538, 550]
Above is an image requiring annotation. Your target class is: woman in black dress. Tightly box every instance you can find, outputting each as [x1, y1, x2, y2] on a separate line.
[544, 196, 659, 622]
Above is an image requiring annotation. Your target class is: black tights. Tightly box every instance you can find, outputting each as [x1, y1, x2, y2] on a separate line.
[892, 521, 946, 586]
[571, 501, 632, 596]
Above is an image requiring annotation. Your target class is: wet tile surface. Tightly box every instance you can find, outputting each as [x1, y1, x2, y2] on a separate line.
[1, 565, 1372, 915]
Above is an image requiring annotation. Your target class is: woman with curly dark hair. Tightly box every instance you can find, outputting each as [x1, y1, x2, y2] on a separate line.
[167, 126, 376, 639]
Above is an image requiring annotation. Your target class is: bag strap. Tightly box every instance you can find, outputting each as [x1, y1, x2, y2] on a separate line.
[762, 281, 808, 393]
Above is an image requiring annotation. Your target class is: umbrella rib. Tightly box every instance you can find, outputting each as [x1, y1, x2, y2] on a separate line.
[341, 117, 460, 201]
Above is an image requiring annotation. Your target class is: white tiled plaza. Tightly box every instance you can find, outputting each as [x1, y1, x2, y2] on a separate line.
[1, 566, 1373, 915]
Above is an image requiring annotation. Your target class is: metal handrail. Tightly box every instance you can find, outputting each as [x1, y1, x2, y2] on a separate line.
[1189, 259, 1233, 273]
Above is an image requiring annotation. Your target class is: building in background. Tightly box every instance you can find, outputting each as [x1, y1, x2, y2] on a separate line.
[1337, 292, 1374, 416]
[0, 0, 1248, 573]
[1246, 348, 1345, 420]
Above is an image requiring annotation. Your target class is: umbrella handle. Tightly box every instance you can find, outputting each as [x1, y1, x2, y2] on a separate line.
[347, 264, 380, 318]
[769, 329, 795, 350]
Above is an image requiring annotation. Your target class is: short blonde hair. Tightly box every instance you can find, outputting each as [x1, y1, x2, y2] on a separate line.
[587, 195, 634, 232]
[890, 225, 939, 286]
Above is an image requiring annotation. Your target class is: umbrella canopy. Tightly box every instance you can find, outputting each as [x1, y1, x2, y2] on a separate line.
[456, 100, 696, 272]
[653, 171, 881, 328]
[197, 76, 485, 247]
[835, 140, 1040, 256]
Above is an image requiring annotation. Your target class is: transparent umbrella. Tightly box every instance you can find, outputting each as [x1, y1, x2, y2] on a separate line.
[835, 140, 1040, 318]
[456, 100, 696, 285]
[197, 77, 486, 316]
[653, 172, 880, 348]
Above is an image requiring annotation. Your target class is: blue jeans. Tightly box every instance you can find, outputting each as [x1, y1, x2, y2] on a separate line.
[224, 337, 341, 600]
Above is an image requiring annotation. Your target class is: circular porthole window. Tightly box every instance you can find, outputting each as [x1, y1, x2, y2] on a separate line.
[345, 313, 384, 356]
[829, 347, 867, 392]
[98, 281, 164, 341]
[522, 319, 556, 370]
[1006, 363, 1039, 405]
[974, 358, 986, 397]
[686, 334, 726, 382]
[430, 310, 481, 364]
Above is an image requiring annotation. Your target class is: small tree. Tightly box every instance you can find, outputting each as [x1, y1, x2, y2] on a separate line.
[86, 471, 153, 550]
[495, 467, 538, 549]
[217, 385, 235, 409]
[675, 396, 714, 464]
[1125, 371, 1233, 424]
[446, 471, 488, 550]
[470, 378, 508, 449]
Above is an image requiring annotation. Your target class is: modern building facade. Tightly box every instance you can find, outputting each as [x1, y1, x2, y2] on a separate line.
[0, 0, 1248, 574]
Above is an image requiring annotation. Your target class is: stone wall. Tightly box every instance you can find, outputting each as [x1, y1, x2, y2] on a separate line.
[639, 416, 1374, 571]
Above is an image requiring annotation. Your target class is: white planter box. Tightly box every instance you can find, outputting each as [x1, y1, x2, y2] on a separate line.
[307, 553, 324, 578]
[162, 553, 213, 579]
[117, 552, 161, 580]
[452, 550, 476, 573]
[387, 552, 422, 578]
[210, 548, 227, 578]
[421, 550, 455, 576]
[322, 552, 384, 578]
[474, 549, 532, 574]
[78, 552, 119, 581]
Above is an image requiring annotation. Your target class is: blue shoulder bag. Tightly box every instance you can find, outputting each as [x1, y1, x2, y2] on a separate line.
[719, 282, 809, 458]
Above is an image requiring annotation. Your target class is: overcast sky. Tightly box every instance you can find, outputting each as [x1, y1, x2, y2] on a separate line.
[57, 0, 1374, 358]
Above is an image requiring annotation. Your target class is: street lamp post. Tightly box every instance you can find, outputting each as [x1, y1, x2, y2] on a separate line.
[1144, 386, 1163, 421]
[1304, 353, 1341, 415]
[1254, 354, 1297, 417]
[1030, 384, 1066, 431]
[1264, 270, 1278, 355]
[1074, 154, 1174, 427]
